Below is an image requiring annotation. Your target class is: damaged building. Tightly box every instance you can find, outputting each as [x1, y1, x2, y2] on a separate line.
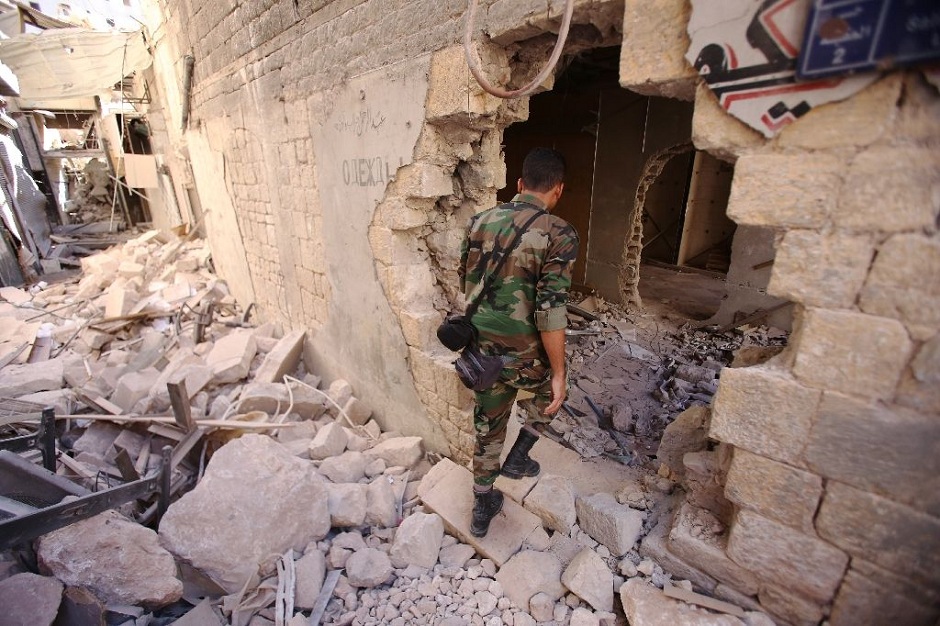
[0, 0, 937, 624]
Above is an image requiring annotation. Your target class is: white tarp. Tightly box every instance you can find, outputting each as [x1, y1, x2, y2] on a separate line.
[0, 28, 151, 100]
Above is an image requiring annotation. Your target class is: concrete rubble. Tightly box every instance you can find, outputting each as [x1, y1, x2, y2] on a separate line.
[0, 231, 783, 625]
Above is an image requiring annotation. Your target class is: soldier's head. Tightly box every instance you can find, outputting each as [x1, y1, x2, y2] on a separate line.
[518, 148, 565, 209]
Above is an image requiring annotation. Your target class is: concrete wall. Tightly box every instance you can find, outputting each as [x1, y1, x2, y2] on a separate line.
[143, 0, 939, 621]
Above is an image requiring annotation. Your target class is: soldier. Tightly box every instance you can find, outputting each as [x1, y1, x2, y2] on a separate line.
[458, 147, 579, 538]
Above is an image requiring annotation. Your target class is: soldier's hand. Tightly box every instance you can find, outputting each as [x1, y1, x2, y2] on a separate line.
[545, 372, 566, 415]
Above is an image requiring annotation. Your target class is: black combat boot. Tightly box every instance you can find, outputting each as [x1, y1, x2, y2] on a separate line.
[470, 488, 504, 538]
[499, 429, 540, 479]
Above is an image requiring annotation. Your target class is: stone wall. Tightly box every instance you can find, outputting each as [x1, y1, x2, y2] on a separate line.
[621, 1, 940, 624]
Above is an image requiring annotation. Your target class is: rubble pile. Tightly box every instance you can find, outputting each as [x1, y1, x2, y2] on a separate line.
[64, 158, 117, 225]
[558, 294, 788, 468]
[0, 232, 779, 625]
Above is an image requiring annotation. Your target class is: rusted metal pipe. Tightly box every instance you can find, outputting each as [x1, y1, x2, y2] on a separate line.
[180, 54, 195, 130]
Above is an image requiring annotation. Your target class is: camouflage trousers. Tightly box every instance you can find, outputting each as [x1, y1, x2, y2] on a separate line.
[473, 358, 555, 486]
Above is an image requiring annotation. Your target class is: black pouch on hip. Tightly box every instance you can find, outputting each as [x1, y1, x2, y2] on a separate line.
[436, 314, 478, 352]
[454, 346, 507, 391]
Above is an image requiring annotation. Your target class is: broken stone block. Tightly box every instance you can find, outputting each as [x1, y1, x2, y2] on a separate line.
[159, 435, 330, 593]
[365, 436, 423, 468]
[110, 367, 159, 412]
[37, 510, 182, 608]
[319, 450, 368, 483]
[364, 457, 386, 477]
[0, 358, 64, 397]
[19, 388, 74, 416]
[56, 585, 106, 626]
[523, 473, 577, 534]
[172, 598, 223, 626]
[327, 379, 354, 407]
[104, 286, 139, 318]
[365, 476, 399, 528]
[495, 550, 565, 609]
[529, 592, 555, 622]
[576, 493, 646, 557]
[548, 532, 585, 568]
[438, 543, 475, 569]
[562, 548, 614, 612]
[294, 550, 326, 610]
[346, 548, 393, 588]
[342, 396, 372, 426]
[206, 330, 257, 383]
[325, 483, 367, 527]
[254, 329, 305, 383]
[0, 572, 62, 626]
[344, 431, 371, 452]
[72, 421, 123, 456]
[620, 578, 745, 626]
[237, 382, 289, 414]
[657, 405, 709, 479]
[309, 421, 348, 460]
[569, 607, 600, 626]
[390, 512, 444, 569]
[290, 385, 329, 420]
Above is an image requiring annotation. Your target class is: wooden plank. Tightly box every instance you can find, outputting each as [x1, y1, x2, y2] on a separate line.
[113, 446, 140, 482]
[166, 380, 195, 433]
[134, 438, 152, 475]
[171, 427, 205, 469]
[147, 423, 186, 442]
[663, 584, 746, 617]
[56, 452, 96, 479]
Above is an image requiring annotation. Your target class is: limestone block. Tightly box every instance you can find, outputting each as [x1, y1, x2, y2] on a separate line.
[575, 493, 645, 557]
[326, 379, 353, 407]
[438, 543, 475, 568]
[757, 585, 824, 626]
[805, 392, 940, 516]
[619, 579, 745, 626]
[897, 333, 940, 413]
[640, 516, 718, 593]
[253, 329, 305, 383]
[365, 476, 398, 528]
[342, 396, 372, 426]
[561, 548, 614, 612]
[236, 381, 289, 415]
[117, 260, 144, 278]
[293, 550, 326, 610]
[523, 473, 576, 533]
[768, 230, 874, 309]
[105, 286, 139, 318]
[0, 572, 62, 626]
[38, 510, 182, 607]
[390, 512, 444, 569]
[691, 83, 765, 162]
[726, 510, 847, 604]
[860, 233, 940, 340]
[111, 368, 160, 413]
[529, 591, 555, 622]
[308, 422, 348, 460]
[830, 561, 940, 626]
[619, 0, 697, 99]
[656, 404, 709, 479]
[426, 45, 504, 122]
[709, 366, 819, 466]
[895, 73, 940, 142]
[495, 550, 565, 609]
[776, 74, 902, 149]
[725, 152, 841, 228]
[72, 421, 122, 456]
[318, 451, 368, 483]
[206, 331, 257, 383]
[325, 483, 367, 528]
[0, 358, 64, 397]
[724, 449, 822, 533]
[365, 436, 423, 468]
[792, 309, 912, 400]
[667, 503, 758, 596]
[816, 481, 940, 588]
[346, 548, 393, 588]
[290, 385, 329, 420]
[159, 435, 330, 593]
[56, 585, 106, 626]
[836, 146, 940, 232]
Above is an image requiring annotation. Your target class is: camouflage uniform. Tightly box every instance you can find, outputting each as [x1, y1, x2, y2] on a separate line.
[458, 193, 579, 485]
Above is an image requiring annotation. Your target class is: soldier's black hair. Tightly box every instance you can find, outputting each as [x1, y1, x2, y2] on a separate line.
[521, 148, 566, 192]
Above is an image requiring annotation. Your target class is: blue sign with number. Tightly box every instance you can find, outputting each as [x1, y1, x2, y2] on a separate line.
[798, 0, 940, 79]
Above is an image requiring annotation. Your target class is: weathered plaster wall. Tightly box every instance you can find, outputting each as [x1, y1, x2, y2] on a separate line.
[621, 1, 940, 623]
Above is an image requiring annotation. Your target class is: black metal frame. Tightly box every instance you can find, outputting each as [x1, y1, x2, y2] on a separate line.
[0, 408, 56, 472]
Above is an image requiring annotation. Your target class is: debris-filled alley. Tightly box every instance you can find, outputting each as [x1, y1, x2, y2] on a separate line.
[0, 0, 938, 625]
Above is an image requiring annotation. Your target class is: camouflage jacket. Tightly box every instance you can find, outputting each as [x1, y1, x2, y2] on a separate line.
[458, 193, 579, 362]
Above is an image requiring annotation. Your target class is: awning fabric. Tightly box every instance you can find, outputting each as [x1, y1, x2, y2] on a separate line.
[0, 28, 151, 99]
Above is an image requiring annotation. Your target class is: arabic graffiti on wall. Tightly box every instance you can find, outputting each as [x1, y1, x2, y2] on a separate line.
[686, 0, 877, 137]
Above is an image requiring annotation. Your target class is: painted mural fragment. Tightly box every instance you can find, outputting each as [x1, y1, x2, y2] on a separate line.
[686, 0, 877, 137]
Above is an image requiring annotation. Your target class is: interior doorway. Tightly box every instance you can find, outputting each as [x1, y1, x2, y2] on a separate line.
[500, 46, 736, 310]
